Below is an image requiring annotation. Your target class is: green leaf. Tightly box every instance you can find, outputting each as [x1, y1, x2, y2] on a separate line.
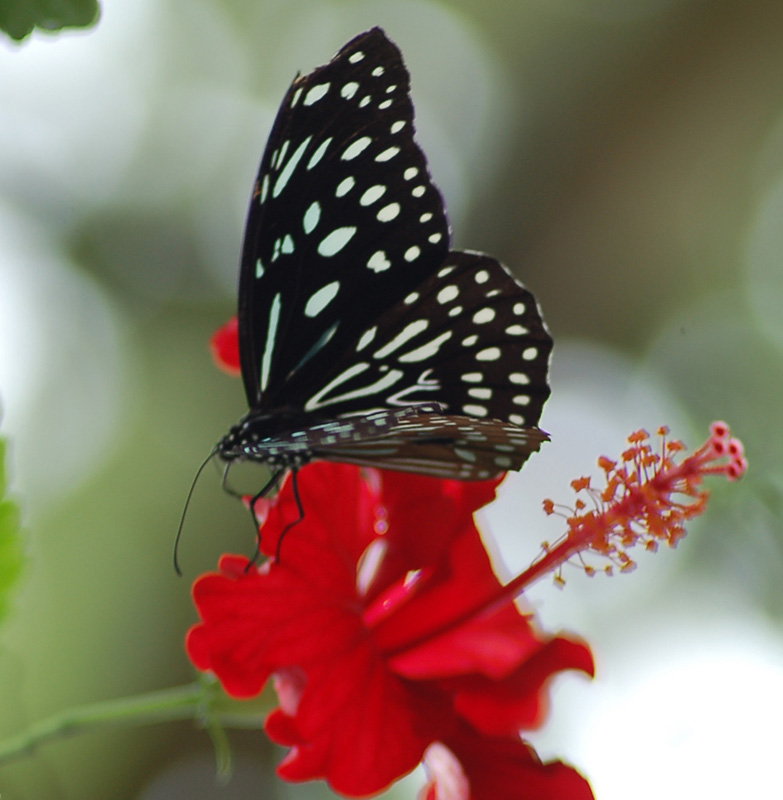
[0, 437, 24, 625]
[0, 0, 99, 42]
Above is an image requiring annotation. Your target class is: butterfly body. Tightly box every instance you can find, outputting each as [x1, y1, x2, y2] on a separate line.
[216, 28, 553, 482]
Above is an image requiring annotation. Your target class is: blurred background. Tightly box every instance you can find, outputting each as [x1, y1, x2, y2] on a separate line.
[1, 0, 782, 797]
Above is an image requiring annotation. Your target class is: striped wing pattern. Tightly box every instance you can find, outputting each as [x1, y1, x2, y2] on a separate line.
[217, 29, 552, 482]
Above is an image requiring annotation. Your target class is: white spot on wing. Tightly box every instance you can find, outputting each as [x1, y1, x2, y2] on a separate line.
[373, 320, 429, 358]
[307, 137, 332, 170]
[356, 326, 377, 352]
[463, 404, 488, 417]
[375, 146, 400, 162]
[367, 250, 391, 272]
[377, 203, 400, 222]
[473, 308, 496, 324]
[273, 135, 313, 198]
[304, 83, 330, 105]
[341, 82, 359, 99]
[304, 281, 340, 318]
[274, 140, 289, 169]
[437, 285, 459, 304]
[360, 185, 386, 206]
[305, 366, 404, 412]
[476, 347, 501, 361]
[260, 293, 282, 393]
[318, 227, 356, 256]
[336, 176, 355, 196]
[342, 136, 372, 161]
[404, 246, 420, 262]
[303, 201, 321, 234]
[349, 51, 365, 63]
[399, 331, 452, 363]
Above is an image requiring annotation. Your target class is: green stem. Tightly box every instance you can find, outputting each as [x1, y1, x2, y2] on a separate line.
[0, 681, 264, 766]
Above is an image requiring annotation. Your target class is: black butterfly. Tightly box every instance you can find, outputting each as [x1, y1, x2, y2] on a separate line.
[216, 28, 552, 485]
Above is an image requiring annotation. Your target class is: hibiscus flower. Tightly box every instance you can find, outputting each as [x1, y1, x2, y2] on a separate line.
[187, 463, 594, 799]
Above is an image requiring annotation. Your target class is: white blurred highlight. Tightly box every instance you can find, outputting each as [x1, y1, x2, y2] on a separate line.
[0, 203, 128, 503]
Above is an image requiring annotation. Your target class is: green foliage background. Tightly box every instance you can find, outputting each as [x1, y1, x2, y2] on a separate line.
[0, 0, 98, 40]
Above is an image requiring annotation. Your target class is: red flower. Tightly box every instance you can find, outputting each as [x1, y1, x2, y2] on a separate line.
[209, 316, 240, 376]
[187, 463, 594, 798]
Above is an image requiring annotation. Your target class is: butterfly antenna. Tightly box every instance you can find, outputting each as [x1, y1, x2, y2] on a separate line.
[174, 448, 218, 576]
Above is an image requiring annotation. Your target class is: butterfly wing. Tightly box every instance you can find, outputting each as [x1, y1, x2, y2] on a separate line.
[238, 28, 449, 410]
[308, 407, 549, 479]
[237, 406, 549, 480]
[227, 27, 553, 480]
[287, 251, 552, 431]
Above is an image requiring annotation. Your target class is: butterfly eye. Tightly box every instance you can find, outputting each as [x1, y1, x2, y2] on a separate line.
[217, 27, 552, 486]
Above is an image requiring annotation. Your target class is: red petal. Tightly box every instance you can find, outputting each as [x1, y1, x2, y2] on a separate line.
[377, 524, 541, 680]
[453, 636, 595, 735]
[438, 724, 595, 800]
[267, 641, 452, 797]
[258, 463, 379, 562]
[265, 707, 300, 747]
[187, 553, 364, 698]
[209, 317, 241, 376]
[369, 471, 503, 584]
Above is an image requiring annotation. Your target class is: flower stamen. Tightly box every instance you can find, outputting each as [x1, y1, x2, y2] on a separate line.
[538, 421, 746, 584]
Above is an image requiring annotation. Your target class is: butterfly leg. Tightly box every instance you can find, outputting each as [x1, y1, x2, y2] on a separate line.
[220, 460, 243, 500]
[275, 467, 304, 562]
[243, 467, 288, 568]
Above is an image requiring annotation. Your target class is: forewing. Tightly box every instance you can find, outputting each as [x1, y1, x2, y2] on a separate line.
[238, 28, 449, 409]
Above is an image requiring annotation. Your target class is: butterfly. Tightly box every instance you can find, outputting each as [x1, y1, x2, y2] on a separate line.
[216, 28, 552, 487]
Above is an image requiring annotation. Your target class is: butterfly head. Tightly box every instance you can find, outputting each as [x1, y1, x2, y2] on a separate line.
[217, 410, 315, 469]
[216, 423, 248, 462]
